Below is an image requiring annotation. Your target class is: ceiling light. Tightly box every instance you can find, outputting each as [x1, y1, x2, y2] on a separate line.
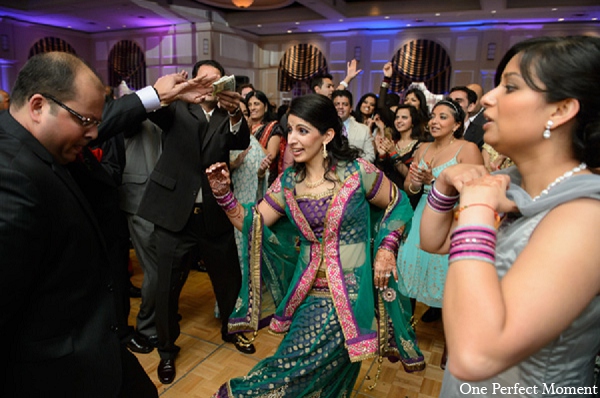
[558, 18, 564, 21]
[491, 10, 496, 14]
[435, 13, 440, 17]
[295, 22, 300, 25]
[407, 24, 411, 27]
[339, 19, 344, 22]
[232, 0, 254, 8]
[384, 16, 390, 19]
[551, 8, 557, 11]
[593, 18, 598, 21]
[257, 24, 262, 28]
[287, 30, 292, 33]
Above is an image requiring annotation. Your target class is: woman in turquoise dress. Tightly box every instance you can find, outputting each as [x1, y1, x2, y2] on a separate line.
[397, 99, 482, 332]
[420, 36, 600, 396]
[206, 94, 425, 397]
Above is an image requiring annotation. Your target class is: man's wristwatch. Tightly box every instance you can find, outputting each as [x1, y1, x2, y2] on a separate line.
[228, 107, 241, 117]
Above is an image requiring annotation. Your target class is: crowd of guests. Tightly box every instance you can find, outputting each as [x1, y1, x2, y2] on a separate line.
[2, 35, 599, 397]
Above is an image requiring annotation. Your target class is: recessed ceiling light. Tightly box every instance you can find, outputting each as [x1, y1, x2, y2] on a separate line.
[67, 26, 72, 28]
[295, 22, 299, 25]
[308, 29, 312, 32]
[491, 10, 496, 14]
[106, 26, 111, 29]
[384, 16, 390, 19]
[558, 18, 564, 21]
[257, 24, 262, 27]
[551, 8, 557, 11]
[593, 18, 598, 21]
[287, 30, 292, 33]
[407, 24, 411, 27]
[435, 13, 440, 17]
[122, 25, 127, 28]
[339, 19, 344, 22]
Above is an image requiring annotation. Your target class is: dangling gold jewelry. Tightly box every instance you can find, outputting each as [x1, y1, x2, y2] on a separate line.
[322, 142, 328, 159]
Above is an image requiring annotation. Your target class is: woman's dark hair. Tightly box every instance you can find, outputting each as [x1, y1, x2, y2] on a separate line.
[403, 87, 430, 121]
[392, 104, 426, 141]
[288, 94, 361, 182]
[386, 93, 400, 108]
[245, 90, 276, 123]
[354, 92, 378, 123]
[432, 98, 465, 139]
[509, 36, 600, 167]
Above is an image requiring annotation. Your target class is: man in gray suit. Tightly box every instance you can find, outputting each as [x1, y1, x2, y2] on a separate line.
[118, 117, 162, 346]
[332, 89, 375, 162]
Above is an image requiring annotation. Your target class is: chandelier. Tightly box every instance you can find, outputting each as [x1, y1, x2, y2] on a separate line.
[232, 0, 253, 7]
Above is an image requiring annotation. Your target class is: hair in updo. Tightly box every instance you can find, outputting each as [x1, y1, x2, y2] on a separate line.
[432, 98, 465, 139]
[514, 35, 600, 167]
[288, 94, 361, 182]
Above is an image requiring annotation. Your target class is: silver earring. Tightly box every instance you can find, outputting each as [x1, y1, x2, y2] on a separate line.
[543, 120, 553, 139]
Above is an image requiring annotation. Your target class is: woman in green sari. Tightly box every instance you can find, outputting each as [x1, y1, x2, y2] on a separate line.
[206, 94, 425, 398]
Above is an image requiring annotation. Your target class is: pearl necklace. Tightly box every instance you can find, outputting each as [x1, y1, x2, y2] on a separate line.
[531, 162, 587, 201]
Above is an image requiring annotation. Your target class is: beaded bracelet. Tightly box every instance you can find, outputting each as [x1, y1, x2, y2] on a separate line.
[426, 182, 459, 213]
[448, 224, 496, 265]
[214, 191, 239, 212]
[454, 203, 501, 228]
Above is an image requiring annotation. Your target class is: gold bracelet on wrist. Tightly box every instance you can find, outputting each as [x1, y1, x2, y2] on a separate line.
[408, 183, 421, 194]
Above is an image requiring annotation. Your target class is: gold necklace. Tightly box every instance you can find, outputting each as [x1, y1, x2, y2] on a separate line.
[396, 139, 418, 156]
[304, 176, 326, 188]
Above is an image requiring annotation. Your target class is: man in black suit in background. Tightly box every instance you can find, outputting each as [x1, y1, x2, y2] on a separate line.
[448, 85, 485, 150]
[466, 83, 486, 130]
[137, 59, 253, 384]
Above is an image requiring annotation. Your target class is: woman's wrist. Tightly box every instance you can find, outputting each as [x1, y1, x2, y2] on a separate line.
[407, 183, 422, 195]
[454, 202, 499, 229]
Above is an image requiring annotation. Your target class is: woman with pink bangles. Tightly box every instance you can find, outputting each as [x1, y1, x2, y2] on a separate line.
[420, 36, 600, 396]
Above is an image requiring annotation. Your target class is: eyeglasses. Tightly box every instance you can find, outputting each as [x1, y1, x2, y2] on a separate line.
[41, 93, 102, 127]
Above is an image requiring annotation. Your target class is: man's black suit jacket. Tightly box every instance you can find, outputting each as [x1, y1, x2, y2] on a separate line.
[464, 111, 486, 150]
[0, 93, 152, 396]
[138, 102, 250, 235]
[0, 111, 125, 396]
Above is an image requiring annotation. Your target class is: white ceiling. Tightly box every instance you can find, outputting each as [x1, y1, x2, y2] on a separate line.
[0, 0, 598, 36]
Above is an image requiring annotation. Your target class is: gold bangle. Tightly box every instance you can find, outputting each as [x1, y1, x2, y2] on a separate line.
[408, 183, 421, 194]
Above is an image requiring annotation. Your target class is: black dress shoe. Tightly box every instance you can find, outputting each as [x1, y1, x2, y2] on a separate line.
[126, 333, 153, 354]
[147, 335, 159, 348]
[223, 333, 256, 354]
[158, 359, 176, 384]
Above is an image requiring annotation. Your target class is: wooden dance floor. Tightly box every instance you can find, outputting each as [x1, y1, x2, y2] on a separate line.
[128, 251, 446, 397]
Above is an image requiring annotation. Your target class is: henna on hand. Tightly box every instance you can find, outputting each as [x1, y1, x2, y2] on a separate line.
[206, 162, 231, 197]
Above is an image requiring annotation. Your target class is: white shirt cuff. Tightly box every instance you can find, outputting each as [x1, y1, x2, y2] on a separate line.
[136, 86, 161, 112]
[230, 118, 242, 134]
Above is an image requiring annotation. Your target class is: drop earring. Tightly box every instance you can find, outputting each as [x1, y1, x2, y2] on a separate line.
[322, 142, 328, 159]
[543, 120, 553, 139]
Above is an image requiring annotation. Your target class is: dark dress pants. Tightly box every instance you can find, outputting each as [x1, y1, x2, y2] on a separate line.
[152, 205, 241, 360]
